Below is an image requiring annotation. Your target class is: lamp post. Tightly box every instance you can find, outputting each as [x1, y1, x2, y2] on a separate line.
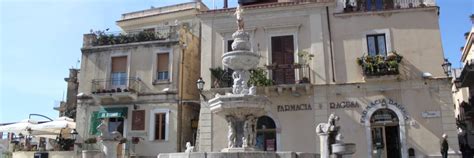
[196, 77, 205, 91]
[441, 58, 452, 77]
[70, 129, 78, 140]
[196, 77, 206, 100]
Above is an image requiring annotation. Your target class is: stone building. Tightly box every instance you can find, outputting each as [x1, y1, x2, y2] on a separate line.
[54, 68, 79, 119]
[197, 0, 460, 157]
[452, 15, 474, 155]
[76, 2, 207, 157]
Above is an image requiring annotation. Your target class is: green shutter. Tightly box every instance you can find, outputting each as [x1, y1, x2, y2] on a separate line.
[89, 111, 101, 135]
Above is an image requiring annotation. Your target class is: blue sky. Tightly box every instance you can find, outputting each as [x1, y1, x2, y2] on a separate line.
[0, 0, 472, 123]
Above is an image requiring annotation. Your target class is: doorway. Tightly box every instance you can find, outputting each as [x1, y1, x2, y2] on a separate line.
[271, 35, 295, 85]
[255, 116, 277, 151]
[370, 109, 401, 158]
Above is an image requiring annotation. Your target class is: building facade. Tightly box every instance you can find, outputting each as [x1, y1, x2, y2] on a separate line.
[197, 0, 460, 157]
[76, 2, 207, 157]
[452, 15, 474, 155]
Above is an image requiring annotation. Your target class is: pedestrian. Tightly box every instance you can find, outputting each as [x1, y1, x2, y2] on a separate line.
[441, 134, 449, 158]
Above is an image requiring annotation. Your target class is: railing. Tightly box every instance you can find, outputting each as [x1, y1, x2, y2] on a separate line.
[266, 64, 311, 85]
[91, 77, 144, 94]
[356, 53, 403, 76]
[457, 59, 474, 87]
[340, 0, 436, 13]
[88, 26, 178, 47]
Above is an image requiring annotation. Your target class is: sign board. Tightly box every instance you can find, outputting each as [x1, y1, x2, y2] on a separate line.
[277, 104, 312, 112]
[329, 101, 360, 109]
[131, 110, 145, 130]
[422, 111, 441, 118]
[266, 139, 275, 151]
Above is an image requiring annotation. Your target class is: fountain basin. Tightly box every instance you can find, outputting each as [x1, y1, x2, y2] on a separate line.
[209, 94, 268, 117]
[331, 143, 356, 155]
[222, 51, 260, 70]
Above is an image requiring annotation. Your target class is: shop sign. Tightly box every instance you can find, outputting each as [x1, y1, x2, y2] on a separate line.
[329, 101, 360, 109]
[422, 111, 441, 118]
[360, 99, 409, 123]
[277, 104, 312, 112]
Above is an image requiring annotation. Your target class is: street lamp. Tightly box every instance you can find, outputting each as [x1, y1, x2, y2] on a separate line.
[70, 129, 78, 140]
[441, 58, 452, 77]
[196, 77, 205, 91]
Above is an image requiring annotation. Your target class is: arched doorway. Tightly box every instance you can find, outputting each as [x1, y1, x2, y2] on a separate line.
[255, 116, 277, 151]
[370, 109, 401, 158]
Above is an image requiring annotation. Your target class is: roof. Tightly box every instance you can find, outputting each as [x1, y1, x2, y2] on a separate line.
[119, 2, 209, 22]
[200, 0, 333, 14]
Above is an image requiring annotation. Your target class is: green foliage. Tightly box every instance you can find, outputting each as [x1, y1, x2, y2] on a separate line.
[93, 30, 168, 46]
[209, 67, 273, 87]
[209, 68, 232, 88]
[297, 50, 314, 65]
[356, 51, 403, 76]
[249, 68, 273, 86]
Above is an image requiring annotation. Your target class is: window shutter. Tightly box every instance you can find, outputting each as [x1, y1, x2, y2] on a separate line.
[111, 56, 127, 73]
[89, 111, 101, 135]
[271, 35, 295, 84]
[157, 53, 169, 72]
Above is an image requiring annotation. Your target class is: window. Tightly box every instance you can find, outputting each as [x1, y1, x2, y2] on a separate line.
[111, 56, 127, 86]
[154, 113, 166, 140]
[144, 28, 155, 33]
[226, 40, 234, 52]
[149, 109, 169, 141]
[367, 34, 387, 56]
[156, 53, 169, 81]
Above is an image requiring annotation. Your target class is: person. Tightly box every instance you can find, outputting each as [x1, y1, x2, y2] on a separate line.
[440, 134, 449, 158]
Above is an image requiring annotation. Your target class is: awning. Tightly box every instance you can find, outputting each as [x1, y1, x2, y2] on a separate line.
[98, 107, 128, 118]
[30, 117, 76, 137]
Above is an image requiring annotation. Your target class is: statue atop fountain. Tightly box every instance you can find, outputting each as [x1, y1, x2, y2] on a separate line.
[208, 4, 268, 152]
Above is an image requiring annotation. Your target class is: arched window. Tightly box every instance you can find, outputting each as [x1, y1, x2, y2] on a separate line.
[256, 116, 276, 151]
[370, 109, 398, 124]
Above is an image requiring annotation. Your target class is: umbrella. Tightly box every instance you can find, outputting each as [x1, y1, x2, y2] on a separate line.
[30, 117, 76, 138]
[0, 119, 38, 135]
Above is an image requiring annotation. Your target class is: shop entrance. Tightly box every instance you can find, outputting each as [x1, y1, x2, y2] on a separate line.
[255, 116, 277, 151]
[370, 109, 401, 158]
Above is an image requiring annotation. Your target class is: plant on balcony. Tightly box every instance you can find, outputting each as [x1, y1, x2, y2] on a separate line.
[93, 29, 168, 46]
[356, 51, 403, 76]
[249, 68, 273, 86]
[209, 68, 232, 88]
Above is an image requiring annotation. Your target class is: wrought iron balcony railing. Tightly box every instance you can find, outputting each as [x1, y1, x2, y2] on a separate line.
[341, 0, 436, 13]
[91, 77, 144, 94]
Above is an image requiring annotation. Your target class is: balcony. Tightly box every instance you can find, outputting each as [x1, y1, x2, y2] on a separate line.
[357, 52, 403, 76]
[91, 77, 145, 101]
[209, 66, 310, 89]
[83, 26, 178, 47]
[457, 59, 474, 88]
[338, 0, 436, 14]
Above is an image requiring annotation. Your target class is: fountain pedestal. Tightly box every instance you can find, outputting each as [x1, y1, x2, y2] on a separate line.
[101, 140, 119, 158]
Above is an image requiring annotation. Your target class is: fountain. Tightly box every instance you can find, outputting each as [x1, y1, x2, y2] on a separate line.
[316, 114, 356, 158]
[97, 120, 123, 158]
[208, 4, 268, 152]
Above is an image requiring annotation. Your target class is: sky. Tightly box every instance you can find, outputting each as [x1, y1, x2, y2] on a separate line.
[0, 0, 472, 123]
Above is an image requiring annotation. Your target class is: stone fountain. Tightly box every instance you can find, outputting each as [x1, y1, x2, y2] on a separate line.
[97, 120, 123, 158]
[208, 4, 268, 152]
[316, 114, 356, 158]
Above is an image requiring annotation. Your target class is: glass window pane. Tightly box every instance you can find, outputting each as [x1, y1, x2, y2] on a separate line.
[161, 114, 166, 140]
[377, 35, 387, 56]
[367, 36, 376, 56]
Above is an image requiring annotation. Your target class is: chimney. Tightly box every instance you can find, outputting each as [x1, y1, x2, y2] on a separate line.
[83, 33, 97, 48]
[224, 0, 228, 8]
